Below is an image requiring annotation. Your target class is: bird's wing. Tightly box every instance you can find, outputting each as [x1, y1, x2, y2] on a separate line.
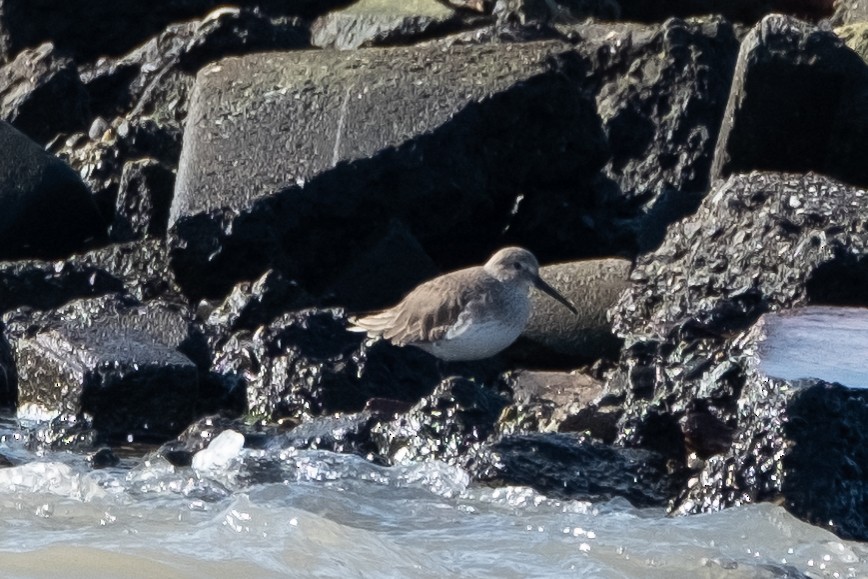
[378, 268, 484, 346]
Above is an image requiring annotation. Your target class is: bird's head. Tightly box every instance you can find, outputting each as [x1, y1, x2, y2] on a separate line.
[484, 247, 578, 314]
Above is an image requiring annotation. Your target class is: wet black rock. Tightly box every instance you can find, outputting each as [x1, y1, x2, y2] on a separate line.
[0, 43, 90, 144]
[0, 122, 106, 260]
[429, 18, 741, 256]
[0, 259, 125, 315]
[589, 17, 740, 251]
[53, 119, 183, 227]
[73, 239, 183, 303]
[0, 238, 182, 318]
[28, 417, 100, 452]
[6, 313, 198, 443]
[3, 296, 208, 440]
[680, 407, 735, 458]
[276, 412, 381, 458]
[89, 447, 121, 468]
[370, 377, 510, 467]
[477, 433, 677, 506]
[110, 159, 175, 242]
[498, 370, 622, 442]
[610, 171, 868, 534]
[676, 359, 868, 541]
[80, 8, 309, 126]
[203, 269, 315, 334]
[780, 382, 868, 540]
[614, 171, 868, 344]
[712, 15, 868, 188]
[65, 11, 307, 231]
[211, 309, 442, 422]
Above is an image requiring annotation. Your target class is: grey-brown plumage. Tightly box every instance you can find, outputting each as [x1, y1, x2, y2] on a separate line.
[349, 247, 577, 361]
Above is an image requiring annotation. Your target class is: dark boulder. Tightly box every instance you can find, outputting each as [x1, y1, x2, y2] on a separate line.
[88, 447, 121, 468]
[676, 309, 868, 541]
[429, 18, 741, 255]
[110, 159, 175, 242]
[0, 259, 124, 315]
[782, 381, 868, 540]
[203, 269, 315, 334]
[66, 11, 308, 227]
[53, 119, 183, 226]
[613, 171, 868, 344]
[678, 305, 868, 540]
[73, 239, 183, 303]
[0, 43, 89, 144]
[477, 432, 678, 506]
[0, 122, 106, 259]
[711, 15, 868, 189]
[79, 8, 309, 124]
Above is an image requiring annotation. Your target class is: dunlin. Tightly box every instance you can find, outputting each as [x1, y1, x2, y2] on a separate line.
[349, 247, 577, 361]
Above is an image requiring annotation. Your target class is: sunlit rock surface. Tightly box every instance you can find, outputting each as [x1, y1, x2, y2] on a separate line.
[169, 41, 607, 302]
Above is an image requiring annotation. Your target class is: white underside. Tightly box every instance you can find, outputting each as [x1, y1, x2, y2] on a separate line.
[412, 318, 525, 361]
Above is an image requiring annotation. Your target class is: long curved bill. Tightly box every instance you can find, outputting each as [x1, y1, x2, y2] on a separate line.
[533, 275, 578, 314]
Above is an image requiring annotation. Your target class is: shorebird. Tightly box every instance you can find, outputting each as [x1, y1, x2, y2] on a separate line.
[348, 247, 577, 361]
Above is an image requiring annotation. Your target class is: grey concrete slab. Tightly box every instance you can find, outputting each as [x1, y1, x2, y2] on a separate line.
[171, 41, 573, 227]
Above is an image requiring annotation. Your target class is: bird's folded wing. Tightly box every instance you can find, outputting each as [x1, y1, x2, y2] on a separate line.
[359, 268, 478, 346]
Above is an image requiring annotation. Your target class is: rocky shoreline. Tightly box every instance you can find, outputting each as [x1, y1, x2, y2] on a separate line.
[1, 0, 866, 540]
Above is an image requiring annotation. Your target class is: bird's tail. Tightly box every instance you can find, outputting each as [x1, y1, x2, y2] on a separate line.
[347, 311, 398, 338]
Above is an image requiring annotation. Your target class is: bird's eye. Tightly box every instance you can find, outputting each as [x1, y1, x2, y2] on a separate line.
[513, 262, 522, 270]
